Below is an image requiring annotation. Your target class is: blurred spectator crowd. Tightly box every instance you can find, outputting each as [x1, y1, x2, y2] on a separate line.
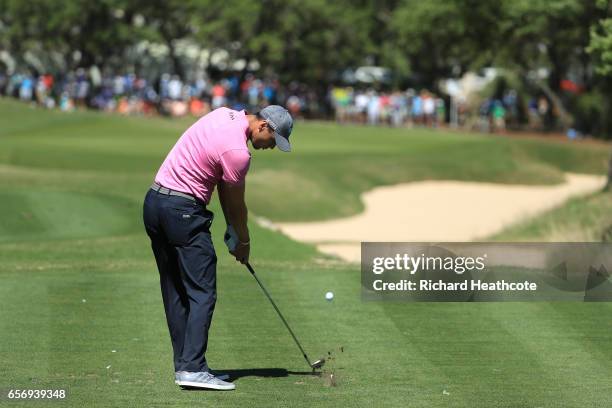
[329, 87, 446, 127]
[1, 69, 456, 129]
[1, 69, 557, 135]
[0, 69, 323, 119]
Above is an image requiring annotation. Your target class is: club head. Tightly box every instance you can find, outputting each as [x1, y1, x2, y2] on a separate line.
[310, 358, 325, 370]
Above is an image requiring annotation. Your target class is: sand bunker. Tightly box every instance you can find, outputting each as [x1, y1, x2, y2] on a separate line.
[270, 173, 606, 262]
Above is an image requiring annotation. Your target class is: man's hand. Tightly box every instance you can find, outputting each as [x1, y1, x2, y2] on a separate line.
[230, 242, 250, 264]
[218, 182, 250, 264]
[224, 224, 250, 264]
[224, 224, 239, 251]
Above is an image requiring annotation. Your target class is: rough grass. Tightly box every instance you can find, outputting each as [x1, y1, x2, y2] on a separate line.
[491, 190, 612, 242]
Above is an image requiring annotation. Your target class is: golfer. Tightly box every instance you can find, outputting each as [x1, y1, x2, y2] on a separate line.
[143, 105, 293, 390]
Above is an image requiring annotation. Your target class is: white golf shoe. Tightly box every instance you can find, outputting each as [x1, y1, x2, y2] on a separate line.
[176, 371, 235, 390]
[175, 370, 229, 383]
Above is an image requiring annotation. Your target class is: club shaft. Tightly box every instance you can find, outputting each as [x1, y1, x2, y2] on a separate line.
[246, 263, 311, 366]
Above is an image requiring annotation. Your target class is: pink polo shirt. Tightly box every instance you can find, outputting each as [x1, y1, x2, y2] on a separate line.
[155, 108, 251, 204]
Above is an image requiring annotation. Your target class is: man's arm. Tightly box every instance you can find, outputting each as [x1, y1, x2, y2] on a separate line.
[217, 181, 232, 227]
[217, 181, 250, 263]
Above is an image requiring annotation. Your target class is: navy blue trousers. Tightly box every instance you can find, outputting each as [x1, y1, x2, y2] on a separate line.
[143, 188, 216, 372]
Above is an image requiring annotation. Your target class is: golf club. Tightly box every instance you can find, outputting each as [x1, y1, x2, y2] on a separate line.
[245, 262, 325, 371]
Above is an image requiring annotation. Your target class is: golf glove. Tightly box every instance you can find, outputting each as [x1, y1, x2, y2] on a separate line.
[224, 224, 239, 252]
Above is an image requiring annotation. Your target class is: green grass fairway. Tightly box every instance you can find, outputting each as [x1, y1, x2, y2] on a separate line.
[492, 190, 612, 242]
[1, 98, 612, 407]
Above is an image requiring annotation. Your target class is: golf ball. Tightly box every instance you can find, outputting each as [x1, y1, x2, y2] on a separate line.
[325, 291, 334, 301]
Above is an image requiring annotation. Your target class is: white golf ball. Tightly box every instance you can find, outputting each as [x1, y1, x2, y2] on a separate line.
[325, 291, 334, 301]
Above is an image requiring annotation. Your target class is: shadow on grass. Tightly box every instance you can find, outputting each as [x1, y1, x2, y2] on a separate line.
[222, 368, 318, 380]
[180, 368, 320, 391]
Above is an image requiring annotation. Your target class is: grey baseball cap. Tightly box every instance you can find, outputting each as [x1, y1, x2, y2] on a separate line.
[260, 105, 293, 152]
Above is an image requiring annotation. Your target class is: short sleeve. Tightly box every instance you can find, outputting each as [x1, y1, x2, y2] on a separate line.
[220, 149, 251, 185]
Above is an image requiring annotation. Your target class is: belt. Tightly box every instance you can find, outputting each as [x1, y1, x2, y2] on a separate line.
[150, 183, 200, 204]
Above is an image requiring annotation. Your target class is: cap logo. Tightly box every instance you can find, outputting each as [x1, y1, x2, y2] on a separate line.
[267, 118, 278, 130]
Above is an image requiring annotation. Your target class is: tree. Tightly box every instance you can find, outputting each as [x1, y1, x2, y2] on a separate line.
[588, 0, 612, 185]
[0, 0, 139, 72]
[494, 0, 606, 129]
[122, 0, 204, 77]
[385, 0, 503, 89]
[588, 1, 612, 76]
[191, 0, 374, 85]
